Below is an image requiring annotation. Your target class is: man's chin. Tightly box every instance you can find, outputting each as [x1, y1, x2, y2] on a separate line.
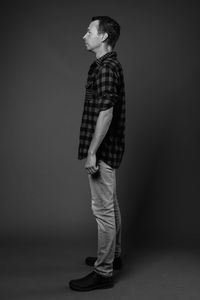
[85, 44, 94, 52]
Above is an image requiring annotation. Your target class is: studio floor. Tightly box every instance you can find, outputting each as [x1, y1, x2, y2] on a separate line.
[0, 236, 200, 300]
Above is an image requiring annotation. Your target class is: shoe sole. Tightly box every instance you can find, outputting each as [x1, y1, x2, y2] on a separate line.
[69, 282, 114, 291]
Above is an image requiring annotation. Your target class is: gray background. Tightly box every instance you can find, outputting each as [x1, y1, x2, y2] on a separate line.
[0, 0, 199, 247]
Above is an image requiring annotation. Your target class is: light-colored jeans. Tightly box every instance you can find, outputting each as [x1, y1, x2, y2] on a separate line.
[88, 160, 122, 277]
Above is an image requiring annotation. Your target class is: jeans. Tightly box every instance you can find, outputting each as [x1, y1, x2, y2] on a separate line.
[88, 160, 122, 277]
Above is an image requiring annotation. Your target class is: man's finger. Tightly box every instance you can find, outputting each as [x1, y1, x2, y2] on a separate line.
[85, 165, 99, 175]
[91, 166, 99, 174]
[87, 167, 92, 174]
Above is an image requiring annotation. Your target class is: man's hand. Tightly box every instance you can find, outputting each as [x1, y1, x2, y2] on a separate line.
[85, 153, 99, 175]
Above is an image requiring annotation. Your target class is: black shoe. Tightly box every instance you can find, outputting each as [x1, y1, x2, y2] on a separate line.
[85, 256, 122, 270]
[69, 271, 114, 291]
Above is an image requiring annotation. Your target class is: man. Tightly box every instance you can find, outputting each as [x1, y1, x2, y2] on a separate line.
[69, 16, 125, 291]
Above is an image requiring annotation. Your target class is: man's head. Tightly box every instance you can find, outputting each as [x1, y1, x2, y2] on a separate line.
[83, 16, 120, 53]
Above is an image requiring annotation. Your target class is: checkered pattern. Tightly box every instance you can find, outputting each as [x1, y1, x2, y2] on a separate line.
[78, 52, 125, 169]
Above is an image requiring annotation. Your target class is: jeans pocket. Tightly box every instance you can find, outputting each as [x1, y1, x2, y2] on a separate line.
[99, 160, 114, 172]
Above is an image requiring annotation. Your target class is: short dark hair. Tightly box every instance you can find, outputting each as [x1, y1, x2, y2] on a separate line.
[91, 16, 120, 49]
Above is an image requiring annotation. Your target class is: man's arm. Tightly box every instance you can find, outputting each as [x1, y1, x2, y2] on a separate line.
[85, 107, 113, 175]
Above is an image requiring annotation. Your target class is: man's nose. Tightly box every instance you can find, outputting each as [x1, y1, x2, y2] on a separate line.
[83, 33, 87, 40]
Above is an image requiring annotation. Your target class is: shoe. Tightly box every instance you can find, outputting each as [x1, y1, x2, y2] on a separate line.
[85, 256, 122, 270]
[69, 271, 114, 291]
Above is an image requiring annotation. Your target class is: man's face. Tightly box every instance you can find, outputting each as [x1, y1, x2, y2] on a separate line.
[83, 20, 102, 52]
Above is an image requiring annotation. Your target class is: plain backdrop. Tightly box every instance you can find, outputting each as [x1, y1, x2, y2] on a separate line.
[0, 0, 199, 247]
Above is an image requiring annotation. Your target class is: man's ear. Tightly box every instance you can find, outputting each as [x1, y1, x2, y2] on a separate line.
[102, 32, 108, 42]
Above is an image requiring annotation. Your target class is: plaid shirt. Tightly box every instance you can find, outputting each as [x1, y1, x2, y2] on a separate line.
[78, 51, 125, 169]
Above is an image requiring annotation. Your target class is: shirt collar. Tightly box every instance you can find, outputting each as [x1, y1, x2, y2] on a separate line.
[96, 51, 117, 66]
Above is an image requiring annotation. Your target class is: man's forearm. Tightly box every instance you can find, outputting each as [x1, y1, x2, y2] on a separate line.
[88, 107, 113, 155]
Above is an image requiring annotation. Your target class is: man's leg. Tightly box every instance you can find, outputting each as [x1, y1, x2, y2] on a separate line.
[88, 160, 119, 277]
[69, 160, 122, 291]
[114, 193, 122, 259]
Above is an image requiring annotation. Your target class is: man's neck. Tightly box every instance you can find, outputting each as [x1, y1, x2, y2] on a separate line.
[95, 46, 112, 59]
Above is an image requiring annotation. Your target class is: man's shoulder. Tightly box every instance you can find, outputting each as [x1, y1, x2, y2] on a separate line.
[99, 57, 123, 74]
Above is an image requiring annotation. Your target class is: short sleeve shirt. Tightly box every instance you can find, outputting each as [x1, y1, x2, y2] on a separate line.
[78, 51, 125, 169]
